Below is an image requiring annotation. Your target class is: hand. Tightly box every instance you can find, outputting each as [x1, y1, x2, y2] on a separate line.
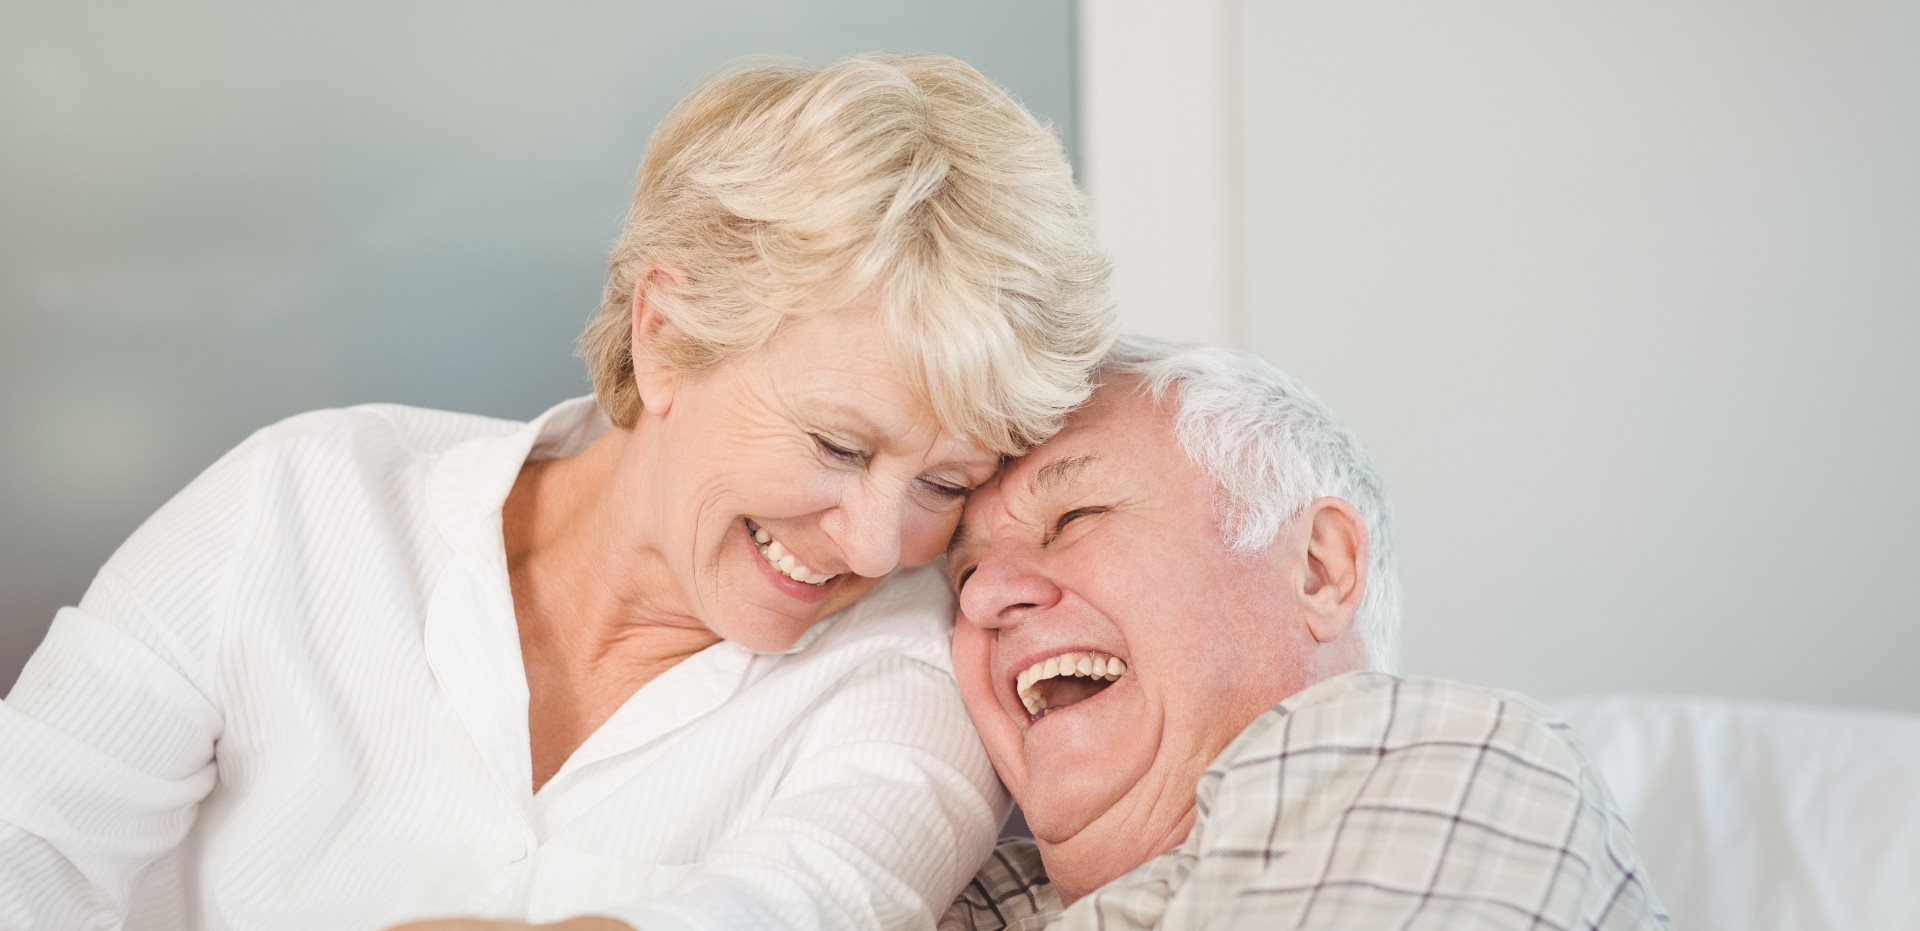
[386, 918, 633, 931]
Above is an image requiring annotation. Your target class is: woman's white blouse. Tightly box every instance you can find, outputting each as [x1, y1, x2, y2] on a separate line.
[0, 398, 1007, 930]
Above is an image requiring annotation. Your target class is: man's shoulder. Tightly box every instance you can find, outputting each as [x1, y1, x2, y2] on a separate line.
[1168, 671, 1667, 929]
[939, 839, 1058, 931]
[1188, 672, 1605, 885]
[1210, 671, 1587, 785]
[1274, 670, 1563, 726]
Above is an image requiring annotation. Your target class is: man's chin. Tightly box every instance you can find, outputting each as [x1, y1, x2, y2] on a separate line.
[1013, 769, 1129, 847]
[1011, 719, 1157, 841]
[1027, 794, 1200, 906]
[1018, 804, 1087, 847]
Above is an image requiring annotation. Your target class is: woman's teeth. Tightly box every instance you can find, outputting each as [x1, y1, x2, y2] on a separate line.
[748, 520, 835, 586]
[1015, 651, 1128, 717]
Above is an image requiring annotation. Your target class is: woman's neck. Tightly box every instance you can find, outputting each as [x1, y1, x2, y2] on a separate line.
[503, 428, 722, 790]
[504, 427, 720, 666]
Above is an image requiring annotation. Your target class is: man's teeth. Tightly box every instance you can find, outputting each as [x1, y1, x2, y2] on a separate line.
[748, 521, 834, 586]
[1015, 651, 1128, 717]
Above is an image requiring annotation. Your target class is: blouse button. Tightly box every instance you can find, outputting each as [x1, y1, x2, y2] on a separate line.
[504, 836, 531, 864]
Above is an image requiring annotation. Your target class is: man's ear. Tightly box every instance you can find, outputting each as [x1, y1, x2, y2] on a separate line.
[630, 263, 690, 416]
[1295, 496, 1369, 644]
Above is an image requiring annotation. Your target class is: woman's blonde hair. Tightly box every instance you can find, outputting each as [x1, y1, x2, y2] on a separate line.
[579, 53, 1113, 455]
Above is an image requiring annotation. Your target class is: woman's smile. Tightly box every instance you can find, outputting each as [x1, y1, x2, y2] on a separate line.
[744, 518, 839, 603]
[745, 518, 838, 585]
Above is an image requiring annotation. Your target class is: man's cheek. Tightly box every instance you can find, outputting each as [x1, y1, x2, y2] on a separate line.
[950, 628, 1009, 739]
[956, 641, 997, 711]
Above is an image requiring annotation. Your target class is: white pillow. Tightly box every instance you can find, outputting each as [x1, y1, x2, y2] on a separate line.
[1552, 694, 1920, 931]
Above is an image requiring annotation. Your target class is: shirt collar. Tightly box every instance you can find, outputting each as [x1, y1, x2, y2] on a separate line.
[427, 395, 609, 561]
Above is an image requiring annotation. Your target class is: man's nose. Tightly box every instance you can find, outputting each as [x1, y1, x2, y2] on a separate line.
[957, 545, 1061, 629]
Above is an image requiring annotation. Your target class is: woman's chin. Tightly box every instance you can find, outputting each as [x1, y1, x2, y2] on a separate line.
[710, 607, 813, 653]
[701, 538, 888, 650]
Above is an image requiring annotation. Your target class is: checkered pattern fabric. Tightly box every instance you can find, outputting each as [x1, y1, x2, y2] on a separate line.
[940, 840, 1059, 931]
[942, 672, 1670, 930]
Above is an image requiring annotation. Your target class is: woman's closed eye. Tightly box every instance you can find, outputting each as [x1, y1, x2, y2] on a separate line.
[917, 477, 971, 500]
[812, 433, 869, 465]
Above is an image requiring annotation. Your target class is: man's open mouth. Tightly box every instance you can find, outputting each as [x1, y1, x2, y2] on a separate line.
[1013, 651, 1128, 721]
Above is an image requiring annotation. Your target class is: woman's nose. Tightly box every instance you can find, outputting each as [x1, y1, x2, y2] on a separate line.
[957, 546, 1061, 629]
[826, 482, 907, 578]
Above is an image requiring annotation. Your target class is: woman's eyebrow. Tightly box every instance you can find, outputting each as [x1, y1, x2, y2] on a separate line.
[808, 400, 886, 438]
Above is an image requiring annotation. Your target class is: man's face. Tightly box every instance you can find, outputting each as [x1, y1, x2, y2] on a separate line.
[947, 380, 1328, 890]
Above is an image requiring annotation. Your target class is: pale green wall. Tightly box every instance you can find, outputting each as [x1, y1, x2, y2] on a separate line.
[0, 0, 1077, 686]
[1233, 0, 1920, 712]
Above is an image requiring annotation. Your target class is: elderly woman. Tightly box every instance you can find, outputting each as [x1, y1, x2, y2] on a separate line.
[0, 54, 1111, 929]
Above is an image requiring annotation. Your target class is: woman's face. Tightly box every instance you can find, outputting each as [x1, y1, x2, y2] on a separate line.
[631, 307, 1000, 651]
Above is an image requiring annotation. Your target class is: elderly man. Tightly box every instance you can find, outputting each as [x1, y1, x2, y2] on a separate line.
[939, 337, 1669, 930]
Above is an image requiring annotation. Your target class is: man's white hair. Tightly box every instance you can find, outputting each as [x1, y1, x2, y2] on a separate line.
[1099, 335, 1402, 672]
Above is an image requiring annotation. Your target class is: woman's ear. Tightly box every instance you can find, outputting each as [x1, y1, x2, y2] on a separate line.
[630, 264, 690, 416]
[1296, 496, 1370, 645]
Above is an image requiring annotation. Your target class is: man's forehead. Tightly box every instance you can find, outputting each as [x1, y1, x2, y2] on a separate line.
[948, 384, 1164, 558]
[989, 440, 1112, 513]
[948, 448, 1108, 559]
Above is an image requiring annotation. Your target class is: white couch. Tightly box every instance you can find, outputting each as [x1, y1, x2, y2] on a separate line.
[1552, 695, 1920, 931]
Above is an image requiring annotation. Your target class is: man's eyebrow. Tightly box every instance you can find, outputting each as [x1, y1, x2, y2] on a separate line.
[1031, 454, 1100, 496]
[945, 454, 1101, 574]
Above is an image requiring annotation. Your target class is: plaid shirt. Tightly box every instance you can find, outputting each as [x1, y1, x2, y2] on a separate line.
[942, 672, 1670, 930]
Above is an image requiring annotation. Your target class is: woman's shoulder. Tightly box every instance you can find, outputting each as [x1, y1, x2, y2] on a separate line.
[833, 563, 957, 638]
[783, 563, 960, 673]
[101, 403, 527, 604]
[235, 402, 522, 463]
[176, 402, 523, 513]
[843, 562, 956, 622]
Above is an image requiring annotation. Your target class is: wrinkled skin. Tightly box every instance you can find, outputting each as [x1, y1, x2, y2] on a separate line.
[946, 378, 1368, 903]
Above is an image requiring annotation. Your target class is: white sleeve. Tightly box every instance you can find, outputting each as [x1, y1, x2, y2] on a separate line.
[0, 438, 252, 926]
[0, 584, 222, 926]
[601, 655, 1010, 931]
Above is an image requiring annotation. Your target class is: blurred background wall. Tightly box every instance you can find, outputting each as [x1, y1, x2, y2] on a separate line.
[7, 1, 1916, 716]
[0, 0, 1076, 690]
[1084, 0, 1919, 712]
